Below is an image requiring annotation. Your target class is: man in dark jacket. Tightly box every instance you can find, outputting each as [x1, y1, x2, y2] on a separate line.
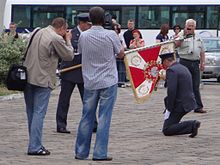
[160, 52, 201, 137]
[123, 19, 142, 49]
[56, 13, 97, 134]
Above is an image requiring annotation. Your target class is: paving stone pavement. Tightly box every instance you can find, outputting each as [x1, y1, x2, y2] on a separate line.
[0, 84, 220, 165]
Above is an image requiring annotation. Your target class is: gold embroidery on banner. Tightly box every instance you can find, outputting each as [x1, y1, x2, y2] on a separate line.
[131, 55, 142, 67]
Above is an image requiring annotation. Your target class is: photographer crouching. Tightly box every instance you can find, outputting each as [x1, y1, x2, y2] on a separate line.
[74, 6, 124, 161]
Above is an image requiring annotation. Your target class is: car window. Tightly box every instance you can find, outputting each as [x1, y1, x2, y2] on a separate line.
[203, 39, 220, 52]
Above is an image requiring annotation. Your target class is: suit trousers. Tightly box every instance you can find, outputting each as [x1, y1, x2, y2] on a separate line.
[56, 79, 98, 130]
[162, 111, 195, 136]
[180, 58, 203, 110]
[56, 79, 84, 129]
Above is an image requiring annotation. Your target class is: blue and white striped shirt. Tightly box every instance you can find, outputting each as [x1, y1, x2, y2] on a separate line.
[78, 26, 121, 90]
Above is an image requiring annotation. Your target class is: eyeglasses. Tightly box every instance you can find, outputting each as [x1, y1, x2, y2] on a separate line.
[174, 28, 180, 30]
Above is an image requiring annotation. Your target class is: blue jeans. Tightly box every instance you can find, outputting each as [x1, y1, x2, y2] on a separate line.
[75, 84, 117, 159]
[24, 83, 51, 153]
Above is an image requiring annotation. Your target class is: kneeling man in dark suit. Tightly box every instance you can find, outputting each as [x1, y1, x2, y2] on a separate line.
[160, 52, 201, 138]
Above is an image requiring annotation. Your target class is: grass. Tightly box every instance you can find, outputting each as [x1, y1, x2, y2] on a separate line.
[0, 85, 19, 96]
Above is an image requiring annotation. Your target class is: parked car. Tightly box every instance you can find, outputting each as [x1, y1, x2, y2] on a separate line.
[202, 37, 220, 82]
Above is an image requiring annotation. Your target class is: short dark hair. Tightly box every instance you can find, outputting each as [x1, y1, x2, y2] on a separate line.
[112, 14, 117, 20]
[9, 22, 17, 26]
[128, 19, 134, 22]
[173, 24, 181, 32]
[51, 17, 67, 29]
[89, 6, 105, 25]
[166, 56, 175, 62]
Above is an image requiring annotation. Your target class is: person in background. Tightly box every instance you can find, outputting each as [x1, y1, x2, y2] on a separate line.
[23, 17, 74, 156]
[123, 19, 142, 49]
[175, 19, 206, 113]
[129, 29, 145, 49]
[75, 6, 124, 161]
[171, 24, 181, 39]
[111, 14, 118, 25]
[156, 24, 169, 43]
[113, 23, 127, 88]
[160, 52, 201, 138]
[171, 24, 182, 62]
[4, 22, 20, 42]
[56, 13, 98, 134]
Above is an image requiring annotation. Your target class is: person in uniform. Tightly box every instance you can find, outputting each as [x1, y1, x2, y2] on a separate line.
[160, 52, 201, 137]
[56, 13, 98, 134]
[175, 19, 206, 113]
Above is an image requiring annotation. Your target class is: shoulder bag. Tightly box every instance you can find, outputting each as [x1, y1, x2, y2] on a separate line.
[5, 28, 40, 91]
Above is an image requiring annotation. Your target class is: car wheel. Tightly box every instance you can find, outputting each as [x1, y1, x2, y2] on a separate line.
[217, 76, 220, 83]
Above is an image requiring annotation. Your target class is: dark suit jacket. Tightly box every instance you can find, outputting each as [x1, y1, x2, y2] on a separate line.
[164, 62, 196, 113]
[60, 27, 83, 83]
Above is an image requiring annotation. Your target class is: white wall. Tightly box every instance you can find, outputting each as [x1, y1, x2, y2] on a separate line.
[0, 0, 7, 33]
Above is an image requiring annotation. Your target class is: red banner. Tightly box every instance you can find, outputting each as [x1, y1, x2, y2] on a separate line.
[124, 41, 175, 103]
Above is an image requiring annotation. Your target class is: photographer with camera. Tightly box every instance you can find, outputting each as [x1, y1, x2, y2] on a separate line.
[74, 6, 124, 161]
[23, 17, 74, 156]
[175, 19, 206, 114]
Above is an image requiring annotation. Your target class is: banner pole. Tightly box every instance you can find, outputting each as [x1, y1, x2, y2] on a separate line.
[58, 64, 82, 74]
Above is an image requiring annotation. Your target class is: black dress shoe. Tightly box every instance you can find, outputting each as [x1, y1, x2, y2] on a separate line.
[189, 121, 201, 138]
[75, 156, 86, 160]
[28, 147, 50, 156]
[57, 128, 71, 134]
[92, 157, 113, 161]
[194, 108, 207, 113]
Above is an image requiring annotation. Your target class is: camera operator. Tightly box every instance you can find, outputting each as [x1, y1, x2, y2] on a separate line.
[175, 19, 206, 113]
[75, 6, 124, 161]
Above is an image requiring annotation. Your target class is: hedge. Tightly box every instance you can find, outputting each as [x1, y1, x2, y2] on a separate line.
[0, 33, 27, 84]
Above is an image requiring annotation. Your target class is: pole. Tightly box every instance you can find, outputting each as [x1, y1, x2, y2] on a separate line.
[57, 64, 82, 74]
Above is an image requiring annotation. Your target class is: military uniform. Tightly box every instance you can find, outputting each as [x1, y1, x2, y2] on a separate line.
[159, 53, 200, 137]
[178, 31, 205, 112]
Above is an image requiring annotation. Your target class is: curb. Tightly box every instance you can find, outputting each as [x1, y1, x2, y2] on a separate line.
[0, 93, 23, 101]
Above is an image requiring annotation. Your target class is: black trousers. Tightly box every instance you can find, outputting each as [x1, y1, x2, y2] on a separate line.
[179, 58, 203, 110]
[56, 79, 97, 129]
[162, 111, 195, 136]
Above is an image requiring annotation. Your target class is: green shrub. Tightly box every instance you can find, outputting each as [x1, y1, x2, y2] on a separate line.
[0, 34, 27, 84]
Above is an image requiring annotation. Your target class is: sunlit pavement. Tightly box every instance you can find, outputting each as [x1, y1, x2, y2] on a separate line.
[0, 81, 220, 165]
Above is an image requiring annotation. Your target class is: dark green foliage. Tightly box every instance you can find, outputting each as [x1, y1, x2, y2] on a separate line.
[0, 34, 27, 84]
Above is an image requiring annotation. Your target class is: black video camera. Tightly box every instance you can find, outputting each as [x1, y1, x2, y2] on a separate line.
[103, 13, 113, 30]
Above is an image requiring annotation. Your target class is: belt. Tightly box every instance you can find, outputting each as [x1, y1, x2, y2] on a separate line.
[180, 58, 200, 63]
